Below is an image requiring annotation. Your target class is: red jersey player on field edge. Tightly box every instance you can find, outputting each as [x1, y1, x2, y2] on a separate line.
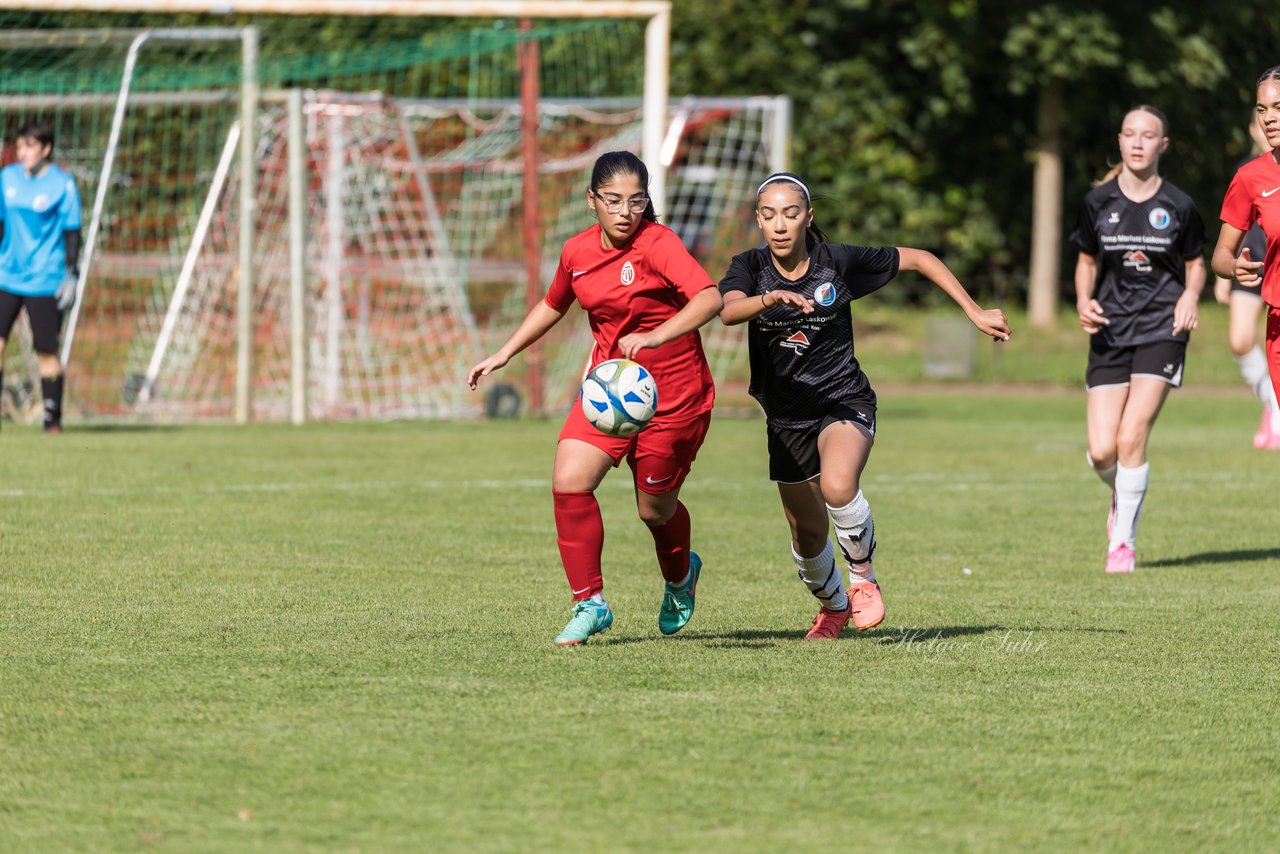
[467, 151, 723, 646]
[1214, 66, 1280, 428]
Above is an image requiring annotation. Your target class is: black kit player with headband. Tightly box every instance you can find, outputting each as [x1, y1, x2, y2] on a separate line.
[1072, 105, 1207, 575]
[718, 172, 1010, 640]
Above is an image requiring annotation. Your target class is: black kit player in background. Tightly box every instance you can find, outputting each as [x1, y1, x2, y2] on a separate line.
[718, 172, 1010, 640]
[1072, 105, 1207, 575]
[1211, 118, 1279, 449]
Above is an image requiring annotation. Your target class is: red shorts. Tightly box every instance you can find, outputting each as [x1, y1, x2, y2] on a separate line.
[558, 405, 712, 495]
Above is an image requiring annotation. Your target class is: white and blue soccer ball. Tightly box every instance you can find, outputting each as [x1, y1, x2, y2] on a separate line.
[580, 359, 658, 437]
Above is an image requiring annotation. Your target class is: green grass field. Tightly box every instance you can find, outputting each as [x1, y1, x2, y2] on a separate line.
[2, 393, 1278, 851]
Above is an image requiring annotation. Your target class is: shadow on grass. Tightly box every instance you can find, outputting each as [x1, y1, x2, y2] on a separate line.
[601, 623, 1123, 648]
[68, 424, 185, 433]
[1144, 548, 1280, 568]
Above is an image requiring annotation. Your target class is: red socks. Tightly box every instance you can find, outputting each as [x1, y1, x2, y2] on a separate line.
[553, 492, 693, 596]
[648, 501, 691, 585]
[552, 490, 605, 600]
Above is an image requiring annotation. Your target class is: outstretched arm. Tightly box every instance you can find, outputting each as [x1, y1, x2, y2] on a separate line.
[897, 247, 1010, 342]
[617, 286, 724, 359]
[467, 301, 567, 389]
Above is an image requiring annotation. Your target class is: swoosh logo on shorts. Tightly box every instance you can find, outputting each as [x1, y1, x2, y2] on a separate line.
[1263, 187, 1280, 198]
[645, 474, 674, 485]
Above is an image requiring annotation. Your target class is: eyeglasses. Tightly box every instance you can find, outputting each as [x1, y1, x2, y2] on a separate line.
[594, 193, 648, 214]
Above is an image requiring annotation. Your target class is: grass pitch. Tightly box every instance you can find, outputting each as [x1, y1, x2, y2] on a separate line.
[2, 393, 1278, 851]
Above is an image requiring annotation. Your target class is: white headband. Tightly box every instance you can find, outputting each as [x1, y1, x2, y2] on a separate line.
[756, 174, 810, 205]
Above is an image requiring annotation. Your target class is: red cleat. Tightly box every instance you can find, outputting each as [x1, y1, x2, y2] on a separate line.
[848, 580, 885, 631]
[805, 606, 851, 640]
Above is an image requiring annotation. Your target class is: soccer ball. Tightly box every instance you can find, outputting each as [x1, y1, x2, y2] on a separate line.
[579, 359, 658, 436]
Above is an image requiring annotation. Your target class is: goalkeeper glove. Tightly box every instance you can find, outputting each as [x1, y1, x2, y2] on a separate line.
[56, 272, 78, 311]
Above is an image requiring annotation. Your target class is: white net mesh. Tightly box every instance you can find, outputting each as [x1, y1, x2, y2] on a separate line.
[5, 85, 787, 422]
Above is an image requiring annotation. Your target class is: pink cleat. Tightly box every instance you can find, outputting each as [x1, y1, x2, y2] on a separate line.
[1253, 407, 1271, 449]
[1105, 543, 1135, 574]
[805, 606, 852, 640]
[848, 580, 885, 630]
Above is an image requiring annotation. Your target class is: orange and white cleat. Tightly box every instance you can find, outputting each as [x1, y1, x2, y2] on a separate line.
[1105, 543, 1135, 574]
[804, 606, 852, 640]
[847, 580, 885, 631]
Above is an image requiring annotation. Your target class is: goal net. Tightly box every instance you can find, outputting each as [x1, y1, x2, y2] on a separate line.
[0, 8, 785, 423]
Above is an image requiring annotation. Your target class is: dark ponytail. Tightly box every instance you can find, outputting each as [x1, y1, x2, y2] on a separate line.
[756, 172, 829, 247]
[590, 150, 658, 222]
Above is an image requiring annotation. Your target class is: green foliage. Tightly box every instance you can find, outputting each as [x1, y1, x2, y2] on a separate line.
[670, 0, 1279, 300]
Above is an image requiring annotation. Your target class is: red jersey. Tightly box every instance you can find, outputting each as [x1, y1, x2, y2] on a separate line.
[545, 220, 716, 419]
[1220, 151, 1280, 306]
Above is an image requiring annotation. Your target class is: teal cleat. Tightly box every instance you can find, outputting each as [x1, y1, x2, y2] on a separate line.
[658, 551, 701, 636]
[554, 598, 614, 646]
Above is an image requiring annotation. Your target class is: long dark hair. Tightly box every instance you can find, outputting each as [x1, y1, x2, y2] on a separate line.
[756, 172, 830, 247]
[590, 150, 658, 222]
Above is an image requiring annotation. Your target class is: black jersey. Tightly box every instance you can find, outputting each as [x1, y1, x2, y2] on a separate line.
[719, 242, 899, 428]
[1069, 178, 1205, 347]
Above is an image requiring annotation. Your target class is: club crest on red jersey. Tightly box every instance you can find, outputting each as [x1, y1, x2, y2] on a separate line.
[620, 261, 635, 286]
[780, 330, 810, 353]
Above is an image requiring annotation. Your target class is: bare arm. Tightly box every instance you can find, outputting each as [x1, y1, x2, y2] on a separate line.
[1173, 256, 1207, 334]
[719, 288, 814, 326]
[617, 286, 725, 359]
[1211, 222, 1260, 284]
[1074, 252, 1107, 334]
[897, 247, 1010, 341]
[466, 300, 567, 389]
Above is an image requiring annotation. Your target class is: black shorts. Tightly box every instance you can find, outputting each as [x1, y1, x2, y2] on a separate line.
[1229, 278, 1264, 298]
[766, 401, 877, 483]
[0, 290, 63, 354]
[1086, 338, 1186, 390]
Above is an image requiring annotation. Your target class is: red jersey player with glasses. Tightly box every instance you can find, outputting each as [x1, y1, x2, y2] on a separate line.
[1214, 67, 1280, 412]
[468, 151, 723, 646]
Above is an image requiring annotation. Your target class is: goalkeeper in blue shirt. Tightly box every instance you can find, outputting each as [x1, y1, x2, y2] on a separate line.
[0, 122, 82, 433]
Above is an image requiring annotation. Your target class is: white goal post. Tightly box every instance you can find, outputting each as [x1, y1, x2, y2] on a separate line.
[3, 0, 673, 424]
[3, 0, 673, 209]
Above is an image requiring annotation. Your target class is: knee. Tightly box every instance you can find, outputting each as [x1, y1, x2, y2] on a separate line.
[637, 500, 674, 528]
[821, 480, 859, 510]
[1087, 443, 1117, 470]
[1228, 329, 1255, 357]
[1115, 428, 1147, 461]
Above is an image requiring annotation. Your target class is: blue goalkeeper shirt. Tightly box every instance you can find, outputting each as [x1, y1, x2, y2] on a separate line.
[0, 162, 83, 297]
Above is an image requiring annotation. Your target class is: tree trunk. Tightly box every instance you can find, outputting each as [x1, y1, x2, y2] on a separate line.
[1028, 84, 1063, 328]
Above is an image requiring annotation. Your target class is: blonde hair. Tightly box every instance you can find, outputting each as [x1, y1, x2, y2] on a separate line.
[1093, 104, 1169, 187]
